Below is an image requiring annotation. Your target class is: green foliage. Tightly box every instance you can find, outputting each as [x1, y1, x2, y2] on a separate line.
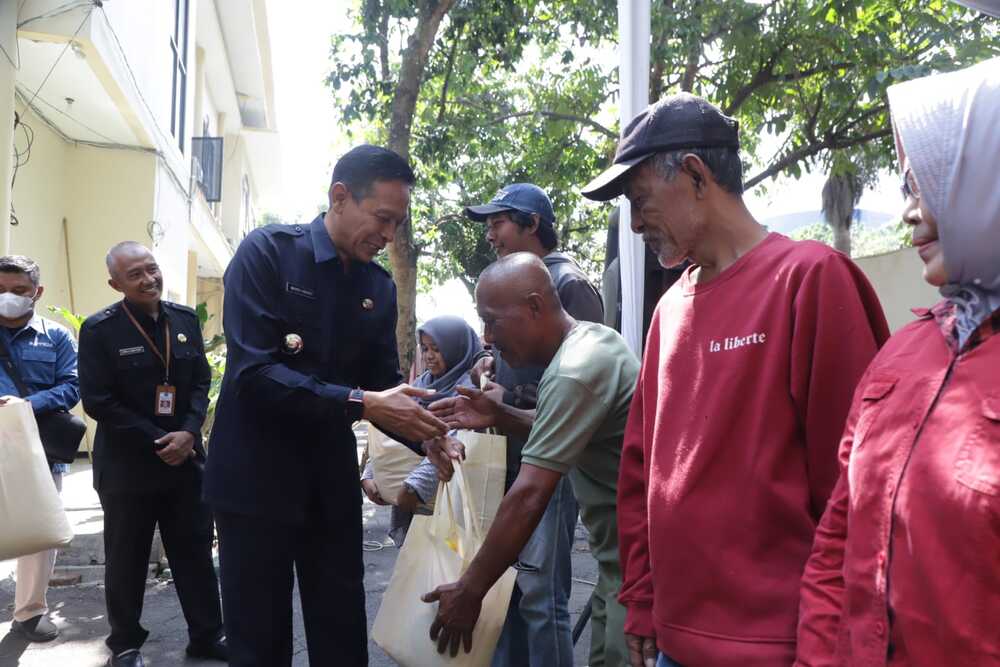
[47, 306, 84, 334]
[196, 301, 226, 443]
[790, 219, 911, 257]
[327, 0, 998, 293]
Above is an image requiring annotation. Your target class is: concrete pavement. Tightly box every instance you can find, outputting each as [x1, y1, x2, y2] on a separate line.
[1, 463, 598, 666]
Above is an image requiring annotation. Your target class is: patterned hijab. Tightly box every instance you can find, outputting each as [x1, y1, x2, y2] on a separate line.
[888, 57, 1000, 347]
[413, 315, 482, 396]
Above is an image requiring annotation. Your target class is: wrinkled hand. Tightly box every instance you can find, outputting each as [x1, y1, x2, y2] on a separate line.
[361, 479, 389, 506]
[626, 633, 658, 667]
[423, 436, 465, 482]
[429, 384, 503, 431]
[154, 431, 196, 466]
[0, 395, 20, 406]
[423, 579, 482, 657]
[364, 385, 449, 442]
[469, 356, 494, 388]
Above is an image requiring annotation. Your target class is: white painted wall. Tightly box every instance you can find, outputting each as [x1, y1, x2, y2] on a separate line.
[855, 247, 942, 333]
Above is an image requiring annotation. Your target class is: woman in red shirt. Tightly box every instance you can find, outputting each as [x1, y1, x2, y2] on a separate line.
[795, 59, 1000, 667]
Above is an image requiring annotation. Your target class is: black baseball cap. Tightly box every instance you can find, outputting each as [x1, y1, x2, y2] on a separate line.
[465, 183, 556, 225]
[581, 93, 740, 201]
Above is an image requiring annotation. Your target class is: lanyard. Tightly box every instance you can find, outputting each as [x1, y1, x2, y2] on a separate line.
[121, 301, 171, 383]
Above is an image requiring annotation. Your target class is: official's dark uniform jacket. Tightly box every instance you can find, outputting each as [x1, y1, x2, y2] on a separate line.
[79, 301, 211, 494]
[204, 215, 403, 522]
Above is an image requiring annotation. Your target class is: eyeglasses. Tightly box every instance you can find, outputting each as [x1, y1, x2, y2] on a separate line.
[900, 169, 921, 201]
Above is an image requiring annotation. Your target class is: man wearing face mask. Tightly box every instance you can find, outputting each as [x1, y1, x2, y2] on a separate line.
[0, 255, 80, 644]
[581, 94, 891, 667]
[78, 242, 225, 667]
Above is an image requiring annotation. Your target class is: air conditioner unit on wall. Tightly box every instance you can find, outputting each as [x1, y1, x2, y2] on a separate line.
[191, 137, 224, 202]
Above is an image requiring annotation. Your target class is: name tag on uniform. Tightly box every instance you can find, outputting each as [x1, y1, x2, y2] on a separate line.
[119, 346, 145, 356]
[286, 283, 316, 299]
[155, 384, 177, 417]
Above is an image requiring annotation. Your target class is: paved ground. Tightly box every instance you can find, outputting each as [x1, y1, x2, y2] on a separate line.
[1, 464, 598, 666]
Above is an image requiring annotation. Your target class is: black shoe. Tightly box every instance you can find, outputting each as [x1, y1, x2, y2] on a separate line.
[106, 649, 144, 667]
[186, 635, 228, 661]
[11, 614, 58, 642]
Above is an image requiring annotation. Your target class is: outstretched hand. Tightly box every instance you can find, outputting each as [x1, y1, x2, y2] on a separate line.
[423, 435, 465, 481]
[428, 383, 503, 431]
[363, 385, 449, 441]
[423, 579, 483, 657]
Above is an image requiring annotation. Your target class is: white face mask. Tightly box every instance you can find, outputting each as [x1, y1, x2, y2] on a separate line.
[0, 291, 36, 320]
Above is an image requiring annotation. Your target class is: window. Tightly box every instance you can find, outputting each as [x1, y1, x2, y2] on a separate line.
[170, 0, 189, 152]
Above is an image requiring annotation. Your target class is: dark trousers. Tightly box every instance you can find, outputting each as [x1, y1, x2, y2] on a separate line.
[99, 477, 223, 655]
[215, 496, 367, 667]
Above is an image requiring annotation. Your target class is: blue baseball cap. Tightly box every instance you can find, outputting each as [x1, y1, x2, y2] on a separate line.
[464, 183, 556, 225]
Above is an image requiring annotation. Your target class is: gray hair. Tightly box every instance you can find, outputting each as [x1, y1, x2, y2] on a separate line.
[0, 255, 40, 286]
[650, 146, 744, 194]
[105, 241, 150, 275]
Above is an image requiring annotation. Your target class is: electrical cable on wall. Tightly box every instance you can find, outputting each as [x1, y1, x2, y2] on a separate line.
[10, 110, 35, 227]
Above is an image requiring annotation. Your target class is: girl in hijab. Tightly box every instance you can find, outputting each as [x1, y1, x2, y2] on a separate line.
[796, 58, 1000, 666]
[361, 315, 482, 545]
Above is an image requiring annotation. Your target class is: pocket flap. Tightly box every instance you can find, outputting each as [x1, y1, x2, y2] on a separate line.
[862, 378, 897, 401]
[982, 394, 1000, 422]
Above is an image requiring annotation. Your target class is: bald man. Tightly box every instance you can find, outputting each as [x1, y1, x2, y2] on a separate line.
[78, 242, 225, 667]
[423, 252, 640, 667]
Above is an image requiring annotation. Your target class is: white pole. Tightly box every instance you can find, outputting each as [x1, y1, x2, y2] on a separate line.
[617, 0, 650, 357]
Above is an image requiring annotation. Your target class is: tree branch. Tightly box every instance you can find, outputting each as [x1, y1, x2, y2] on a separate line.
[745, 127, 892, 189]
[437, 21, 464, 123]
[483, 110, 618, 139]
[724, 59, 853, 115]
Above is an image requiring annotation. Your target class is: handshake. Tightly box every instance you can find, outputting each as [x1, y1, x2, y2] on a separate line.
[364, 360, 506, 482]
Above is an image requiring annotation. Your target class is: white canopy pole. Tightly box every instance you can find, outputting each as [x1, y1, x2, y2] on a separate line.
[617, 0, 650, 356]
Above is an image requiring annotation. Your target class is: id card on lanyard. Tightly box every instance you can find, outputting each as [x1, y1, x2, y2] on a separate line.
[121, 301, 176, 417]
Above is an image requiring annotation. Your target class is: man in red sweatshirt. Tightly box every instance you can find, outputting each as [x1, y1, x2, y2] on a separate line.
[581, 93, 890, 667]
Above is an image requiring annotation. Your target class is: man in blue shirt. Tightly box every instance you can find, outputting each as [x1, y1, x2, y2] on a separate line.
[205, 145, 448, 667]
[0, 255, 80, 643]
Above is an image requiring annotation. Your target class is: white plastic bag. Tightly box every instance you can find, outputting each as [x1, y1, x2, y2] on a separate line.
[454, 430, 507, 535]
[368, 425, 428, 507]
[0, 399, 74, 560]
[372, 460, 516, 667]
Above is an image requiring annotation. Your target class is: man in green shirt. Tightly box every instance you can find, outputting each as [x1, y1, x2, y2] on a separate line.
[424, 252, 639, 667]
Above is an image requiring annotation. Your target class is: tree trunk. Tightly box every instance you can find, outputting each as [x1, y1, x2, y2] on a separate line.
[832, 224, 852, 257]
[385, 0, 456, 378]
[821, 170, 860, 257]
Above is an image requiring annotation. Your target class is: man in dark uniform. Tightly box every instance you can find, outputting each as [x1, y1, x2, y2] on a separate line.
[78, 242, 225, 667]
[464, 183, 604, 667]
[204, 144, 448, 667]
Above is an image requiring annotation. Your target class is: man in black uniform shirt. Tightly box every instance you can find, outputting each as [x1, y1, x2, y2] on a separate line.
[78, 242, 225, 667]
[204, 144, 448, 667]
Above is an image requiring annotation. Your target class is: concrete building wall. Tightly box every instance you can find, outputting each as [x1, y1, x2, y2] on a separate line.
[9, 101, 157, 319]
[855, 246, 941, 333]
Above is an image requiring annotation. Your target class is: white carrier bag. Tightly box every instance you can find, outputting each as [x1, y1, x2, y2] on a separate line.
[372, 460, 516, 667]
[0, 399, 74, 560]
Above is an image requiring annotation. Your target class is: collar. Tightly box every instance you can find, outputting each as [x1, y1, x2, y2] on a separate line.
[311, 214, 339, 264]
[24, 313, 45, 334]
[122, 299, 166, 328]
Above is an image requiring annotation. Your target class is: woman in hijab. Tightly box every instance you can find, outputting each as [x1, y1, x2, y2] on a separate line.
[362, 315, 482, 545]
[796, 58, 1000, 666]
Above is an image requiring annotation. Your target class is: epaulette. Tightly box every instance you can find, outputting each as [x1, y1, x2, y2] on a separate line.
[265, 223, 306, 237]
[163, 301, 198, 318]
[87, 302, 121, 326]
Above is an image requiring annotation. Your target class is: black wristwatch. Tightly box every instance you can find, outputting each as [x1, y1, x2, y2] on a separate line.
[346, 388, 366, 422]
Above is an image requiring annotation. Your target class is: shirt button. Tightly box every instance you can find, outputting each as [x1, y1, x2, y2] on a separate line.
[877, 552, 886, 565]
[875, 622, 885, 636]
[887, 482, 894, 495]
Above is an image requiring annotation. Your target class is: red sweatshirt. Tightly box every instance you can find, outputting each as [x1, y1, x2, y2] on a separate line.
[796, 303, 1000, 666]
[617, 233, 889, 666]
